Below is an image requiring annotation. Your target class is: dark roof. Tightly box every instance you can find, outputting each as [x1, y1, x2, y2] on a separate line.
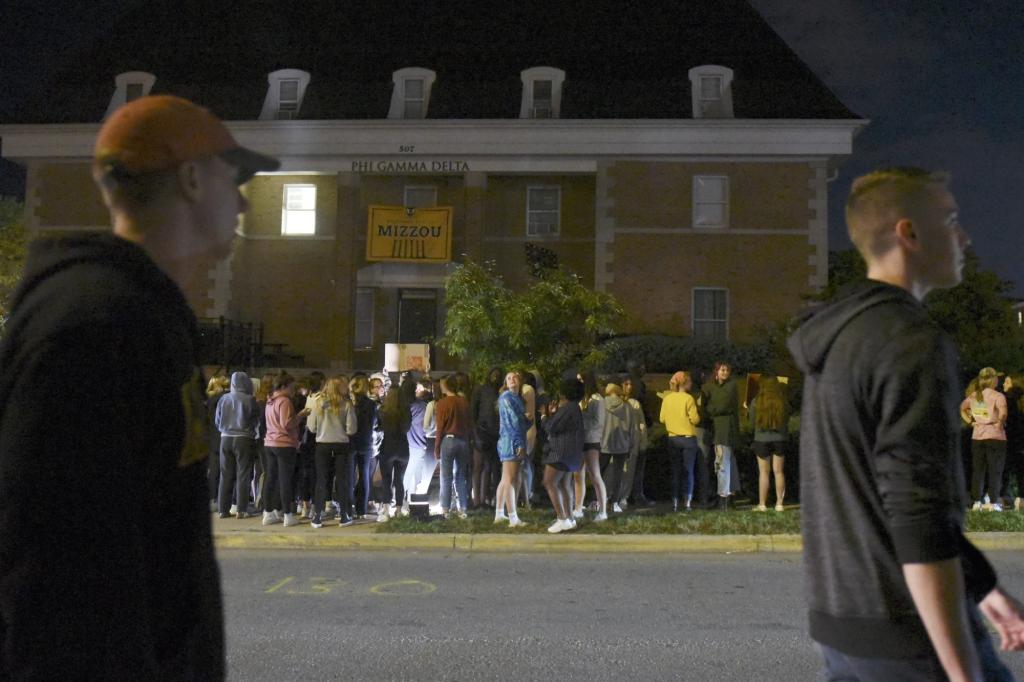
[8, 0, 859, 123]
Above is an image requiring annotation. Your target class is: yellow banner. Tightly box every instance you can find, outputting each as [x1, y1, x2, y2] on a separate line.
[366, 205, 453, 263]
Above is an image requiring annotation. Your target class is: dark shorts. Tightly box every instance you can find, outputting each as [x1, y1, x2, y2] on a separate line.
[475, 430, 498, 456]
[546, 461, 569, 472]
[751, 440, 786, 459]
[583, 442, 600, 452]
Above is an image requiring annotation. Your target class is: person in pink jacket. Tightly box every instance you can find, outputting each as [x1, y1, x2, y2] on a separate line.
[960, 367, 1008, 511]
[263, 373, 310, 526]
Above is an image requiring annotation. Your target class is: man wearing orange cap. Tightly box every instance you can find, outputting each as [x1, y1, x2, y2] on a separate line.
[0, 95, 278, 678]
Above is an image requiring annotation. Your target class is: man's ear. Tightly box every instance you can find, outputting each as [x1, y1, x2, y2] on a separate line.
[894, 218, 918, 251]
[176, 160, 203, 202]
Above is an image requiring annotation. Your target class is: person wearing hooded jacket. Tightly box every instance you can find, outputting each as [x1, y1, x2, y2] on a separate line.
[788, 167, 1023, 680]
[214, 371, 259, 519]
[264, 373, 310, 527]
[600, 383, 636, 514]
[704, 362, 742, 508]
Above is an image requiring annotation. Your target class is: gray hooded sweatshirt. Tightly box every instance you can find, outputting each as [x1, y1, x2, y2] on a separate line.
[214, 371, 259, 438]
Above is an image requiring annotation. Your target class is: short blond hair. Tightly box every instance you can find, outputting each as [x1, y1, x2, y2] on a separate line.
[845, 167, 949, 259]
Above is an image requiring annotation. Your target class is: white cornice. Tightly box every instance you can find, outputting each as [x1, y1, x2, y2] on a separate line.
[0, 118, 867, 163]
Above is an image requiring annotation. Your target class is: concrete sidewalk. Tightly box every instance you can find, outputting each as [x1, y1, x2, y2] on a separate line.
[212, 515, 1024, 554]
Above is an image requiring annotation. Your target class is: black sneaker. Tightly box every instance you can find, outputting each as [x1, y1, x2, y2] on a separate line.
[310, 511, 323, 529]
[218, 512, 231, 519]
[339, 516, 354, 527]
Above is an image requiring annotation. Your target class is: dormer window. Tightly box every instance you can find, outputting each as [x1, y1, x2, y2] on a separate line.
[104, 71, 157, 119]
[520, 67, 565, 119]
[260, 69, 311, 121]
[687, 65, 734, 119]
[388, 68, 436, 119]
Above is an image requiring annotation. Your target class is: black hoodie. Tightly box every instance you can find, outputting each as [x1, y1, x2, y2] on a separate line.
[0, 234, 224, 679]
[787, 279, 996, 659]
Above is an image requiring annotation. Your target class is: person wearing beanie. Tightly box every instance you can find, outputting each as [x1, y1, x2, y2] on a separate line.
[0, 94, 279, 678]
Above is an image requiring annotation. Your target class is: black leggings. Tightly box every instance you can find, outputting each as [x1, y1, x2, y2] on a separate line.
[379, 449, 409, 507]
[314, 442, 352, 517]
[971, 439, 1006, 502]
[265, 447, 297, 514]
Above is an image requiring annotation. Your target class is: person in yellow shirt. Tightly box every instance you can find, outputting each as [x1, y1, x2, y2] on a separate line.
[659, 371, 701, 512]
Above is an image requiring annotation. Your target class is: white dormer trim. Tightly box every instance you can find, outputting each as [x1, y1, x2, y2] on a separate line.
[520, 67, 565, 119]
[103, 71, 157, 119]
[260, 69, 311, 121]
[388, 67, 437, 119]
[687, 65, 734, 119]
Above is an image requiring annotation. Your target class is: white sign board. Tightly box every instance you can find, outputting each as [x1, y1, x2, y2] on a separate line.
[384, 343, 431, 373]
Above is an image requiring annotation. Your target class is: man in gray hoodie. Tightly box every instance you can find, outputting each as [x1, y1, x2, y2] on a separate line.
[215, 371, 260, 518]
[788, 167, 1023, 680]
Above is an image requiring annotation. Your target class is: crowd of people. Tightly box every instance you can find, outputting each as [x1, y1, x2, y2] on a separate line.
[204, 360, 1024, 533]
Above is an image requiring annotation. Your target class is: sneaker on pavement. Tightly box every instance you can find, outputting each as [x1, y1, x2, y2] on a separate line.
[210, 501, 218, 513]
[562, 518, 577, 531]
[617, 499, 629, 510]
[283, 513, 299, 527]
[229, 504, 238, 515]
[593, 511, 608, 522]
[310, 512, 323, 529]
[571, 508, 584, 520]
[612, 502, 623, 513]
[377, 504, 390, 522]
[547, 520, 564, 534]
[339, 516, 355, 527]
[236, 511, 250, 520]
[508, 517, 527, 528]
[262, 510, 282, 526]
[494, 514, 509, 524]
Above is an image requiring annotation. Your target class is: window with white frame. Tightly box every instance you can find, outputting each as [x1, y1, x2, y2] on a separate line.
[520, 67, 566, 119]
[125, 82, 145, 102]
[404, 185, 437, 209]
[277, 79, 300, 119]
[692, 288, 728, 340]
[687, 65, 734, 118]
[388, 68, 436, 119]
[693, 175, 729, 228]
[526, 186, 561, 237]
[281, 184, 317, 235]
[103, 71, 157, 119]
[355, 288, 375, 349]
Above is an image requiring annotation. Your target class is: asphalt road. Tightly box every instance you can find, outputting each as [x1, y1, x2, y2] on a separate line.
[219, 549, 1024, 681]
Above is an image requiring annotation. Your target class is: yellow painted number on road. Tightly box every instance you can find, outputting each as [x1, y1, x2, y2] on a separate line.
[368, 579, 437, 597]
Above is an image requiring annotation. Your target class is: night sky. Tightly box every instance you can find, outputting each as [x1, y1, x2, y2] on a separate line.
[1, 1, 1020, 295]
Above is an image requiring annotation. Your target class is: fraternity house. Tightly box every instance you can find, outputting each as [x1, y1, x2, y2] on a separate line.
[0, 0, 864, 370]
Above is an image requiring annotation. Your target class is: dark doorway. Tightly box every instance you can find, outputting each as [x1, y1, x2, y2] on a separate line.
[398, 289, 437, 344]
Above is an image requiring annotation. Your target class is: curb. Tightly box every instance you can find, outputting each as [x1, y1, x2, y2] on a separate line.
[213, 530, 1024, 554]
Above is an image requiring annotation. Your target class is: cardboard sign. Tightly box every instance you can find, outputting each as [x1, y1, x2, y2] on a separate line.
[384, 343, 431, 373]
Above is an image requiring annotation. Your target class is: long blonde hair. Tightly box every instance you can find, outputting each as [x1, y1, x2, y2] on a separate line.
[320, 375, 350, 414]
[972, 367, 998, 402]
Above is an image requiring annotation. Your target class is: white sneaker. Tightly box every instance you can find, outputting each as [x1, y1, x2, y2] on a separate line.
[561, 518, 577, 531]
[283, 513, 299, 527]
[210, 501, 218, 513]
[593, 511, 608, 523]
[262, 510, 282, 526]
[571, 508, 584, 520]
[494, 514, 509, 524]
[377, 504, 391, 522]
[508, 517, 527, 528]
[991, 503, 1003, 512]
[612, 502, 623, 513]
[972, 501, 983, 512]
[548, 520, 564, 534]
[229, 504, 238, 515]
[457, 510, 468, 520]
[617, 499, 629, 510]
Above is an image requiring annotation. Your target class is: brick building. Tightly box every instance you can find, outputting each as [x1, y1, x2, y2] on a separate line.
[0, 0, 864, 370]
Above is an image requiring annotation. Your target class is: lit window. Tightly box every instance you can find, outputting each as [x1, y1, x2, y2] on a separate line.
[693, 288, 728, 340]
[281, 184, 316, 235]
[404, 79, 425, 118]
[527, 187, 560, 237]
[404, 185, 437, 209]
[355, 288, 375, 349]
[693, 175, 729, 228]
[278, 79, 300, 119]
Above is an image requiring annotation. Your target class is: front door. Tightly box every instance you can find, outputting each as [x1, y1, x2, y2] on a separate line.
[398, 289, 437, 344]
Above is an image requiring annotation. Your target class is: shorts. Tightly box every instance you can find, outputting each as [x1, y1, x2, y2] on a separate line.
[752, 440, 786, 459]
[546, 461, 569, 472]
[583, 442, 600, 452]
[475, 430, 499, 456]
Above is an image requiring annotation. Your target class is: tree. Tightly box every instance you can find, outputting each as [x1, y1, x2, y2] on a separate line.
[0, 198, 28, 333]
[817, 248, 1024, 376]
[439, 259, 624, 387]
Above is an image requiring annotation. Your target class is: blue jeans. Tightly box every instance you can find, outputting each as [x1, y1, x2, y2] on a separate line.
[439, 436, 470, 512]
[404, 446, 436, 498]
[350, 446, 374, 516]
[715, 444, 738, 496]
[819, 603, 1014, 681]
[667, 436, 698, 503]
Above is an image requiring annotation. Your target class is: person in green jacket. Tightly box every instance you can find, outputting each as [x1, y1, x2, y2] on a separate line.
[704, 362, 741, 509]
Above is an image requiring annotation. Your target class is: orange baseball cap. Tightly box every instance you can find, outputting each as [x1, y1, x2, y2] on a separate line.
[94, 95, 279, 183]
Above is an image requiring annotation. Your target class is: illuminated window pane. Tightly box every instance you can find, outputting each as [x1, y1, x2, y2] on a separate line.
[282, 184, 316, 235]
[693, 176, 729, 228]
